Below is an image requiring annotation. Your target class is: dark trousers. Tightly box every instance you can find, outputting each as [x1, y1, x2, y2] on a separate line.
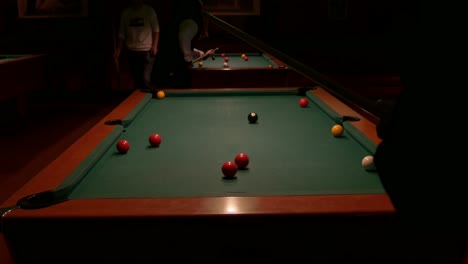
[127, 50, 155, 89]
[152, 29, 194, 88]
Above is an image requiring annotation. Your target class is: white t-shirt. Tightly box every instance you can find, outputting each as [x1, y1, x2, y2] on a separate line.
[119, 4, 160, 51]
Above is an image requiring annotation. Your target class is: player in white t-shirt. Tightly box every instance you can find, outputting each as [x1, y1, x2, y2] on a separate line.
[115, 0, 160, 90]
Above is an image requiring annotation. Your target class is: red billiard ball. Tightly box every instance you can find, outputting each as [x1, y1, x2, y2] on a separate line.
[222, 161, 238, 178]
[235, 153, 249, 169]
[116, 139, 130, 154]
[224, 57, 229, 62]
[243, 56, 248, 61]
[299, 98, 308, 107]
[221, 53, 225, 57]
[149, 133, 162, 147]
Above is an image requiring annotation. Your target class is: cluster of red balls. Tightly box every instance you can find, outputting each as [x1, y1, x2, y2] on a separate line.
[117, 98, 306, 175]
[221, 153, 249, 179]
[116, 133, 162, 154]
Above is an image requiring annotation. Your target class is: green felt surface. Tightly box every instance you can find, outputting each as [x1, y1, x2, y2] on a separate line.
[64, 90, 384, 199]
[0, 55, 27, 63]
[196, 53, 278, 68]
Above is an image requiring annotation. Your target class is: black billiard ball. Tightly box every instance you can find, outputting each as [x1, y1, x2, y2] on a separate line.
[248, 112, 258, 123]
[211, 55, 215, 60]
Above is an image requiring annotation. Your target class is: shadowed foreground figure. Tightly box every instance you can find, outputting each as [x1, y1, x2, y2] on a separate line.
[153, 0, 206, 88]
[115, 0, 160, 90]
[374, 1, 468, 263]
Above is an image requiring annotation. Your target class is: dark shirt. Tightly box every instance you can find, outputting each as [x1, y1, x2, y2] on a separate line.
[158, 0, 204, 61]
[172, 0, 204, 31]
[152, 0, 204, 88]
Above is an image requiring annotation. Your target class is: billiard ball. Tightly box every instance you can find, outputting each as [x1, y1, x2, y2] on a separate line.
[241, 53, 246, 58]
[223, 63, 229, 68]
[243, 56, 248, 61]
[268, 64, 273, 68]
[211, 55, 215, 60]
[198, 61, 204, 68]
[221, 53, 225, 57]
[235, 153, 249, 169]
[247, 112, 258, 123]
[116, 139, 130, 154]
[149, 133, 162, 147]
[331, 124, 344, 137]
[222, 161, 238, 178]
[299, 98, 308, 107]
[156, 90, 165, 99]
[224, 57, 229, 62]
[362, 155, 376, 171]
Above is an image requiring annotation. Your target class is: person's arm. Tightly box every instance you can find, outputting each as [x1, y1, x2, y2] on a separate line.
[149, 8, 160, 56]
[151, 31, 159, 56]
[115, 38, 124, 65]
[114, 11, 126, 68]
[200, 14, 209, 39]
[199, 3, 209, 39]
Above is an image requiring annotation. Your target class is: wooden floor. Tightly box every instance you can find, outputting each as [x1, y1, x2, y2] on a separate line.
[0, 90, 131, 263]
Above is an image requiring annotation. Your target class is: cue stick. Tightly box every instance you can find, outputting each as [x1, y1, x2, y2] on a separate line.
[191, 47, 219, 63]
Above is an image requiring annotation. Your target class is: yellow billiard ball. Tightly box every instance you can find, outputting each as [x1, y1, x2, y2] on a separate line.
[156, 90, 165, 99]
[331, 124, 344, 137]
[268, 64, 273, 68]
[241, 53, 246, 58]
[198, 61, 204, 68]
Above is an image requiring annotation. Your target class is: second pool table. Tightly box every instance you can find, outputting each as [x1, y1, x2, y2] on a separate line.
[1, 87, 396, 263]
[0, 54, 48, 119]
[191, 52, 289, 87]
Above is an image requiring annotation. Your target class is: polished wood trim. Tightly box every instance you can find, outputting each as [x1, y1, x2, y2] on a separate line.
[264, 53, 288, 69]
[9, 194, 393, 218]
[313, 87, 381, 145]
[192, 66, 287, 71]
[2, 90, 147, 206]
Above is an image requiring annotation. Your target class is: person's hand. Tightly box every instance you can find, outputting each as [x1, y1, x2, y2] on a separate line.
[198, 31, 209, 40]
[150, 46, 158, 57]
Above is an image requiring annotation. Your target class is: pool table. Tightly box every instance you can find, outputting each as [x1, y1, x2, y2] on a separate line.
[0, 54, 48, 119]
[0, 87, 396, 263]
[191, 52, 289, 88]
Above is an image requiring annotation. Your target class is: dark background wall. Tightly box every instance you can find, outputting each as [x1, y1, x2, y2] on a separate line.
[0, 0, 412, 93]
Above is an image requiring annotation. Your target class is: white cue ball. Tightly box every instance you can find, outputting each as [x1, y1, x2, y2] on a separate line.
[362, 155, 376, 171]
